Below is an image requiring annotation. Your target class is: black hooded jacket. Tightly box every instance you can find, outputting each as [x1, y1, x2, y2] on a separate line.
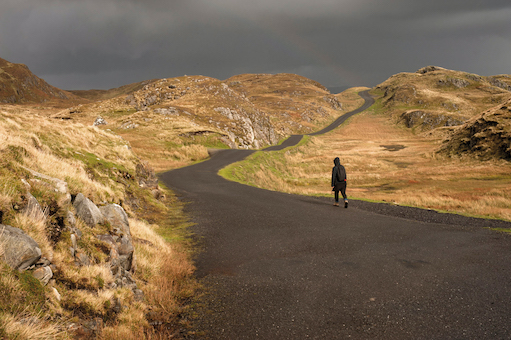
[331, 157, 346, 189]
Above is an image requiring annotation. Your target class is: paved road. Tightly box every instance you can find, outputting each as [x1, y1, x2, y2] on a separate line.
[159, 92, 511, 339]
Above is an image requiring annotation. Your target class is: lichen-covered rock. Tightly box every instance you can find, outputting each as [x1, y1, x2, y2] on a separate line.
[73, 193, 104, 227]
[99, 204, 130, 236]
[93, 116, 107, 126]
[32, 266, 53, 285]
[0, 224, 42, 270]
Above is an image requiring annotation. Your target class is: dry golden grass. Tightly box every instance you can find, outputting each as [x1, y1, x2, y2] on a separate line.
[224, 109, 511, 221]
[0, 310, 69, 340]
[0, 108, 136, 202]
[0, 107, 197, 338]
[130, 218, 195, 322]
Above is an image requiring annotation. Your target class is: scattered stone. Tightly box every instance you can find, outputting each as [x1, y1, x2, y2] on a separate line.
[93, 116, 107, 126]
[70, 233, 77, 249]
[73, 193, 104, 227]
[32, 266, 53, 285]
[52, 287, 61, 301]
[416, 65, 445, 74]
[20, 166, 68, 194]
[74, 250, 91, 266]
[99, 204, 130, 236]
[0, 224, 42, 271]
[119, 121, 139, 129]
[66, 210, 76, 227]
[133, 288, 145, 302]
[136, 162, 159, 189]
[23, 192, 45, 220]
[35, 257, 51, 267]
[21, 178, 31, 189]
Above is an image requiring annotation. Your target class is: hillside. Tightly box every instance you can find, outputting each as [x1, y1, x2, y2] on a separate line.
[374, 66, 511, 132]
[371, 66, 511, 161]
[439, 97, 511, 160]
[68, 80, 158, 101]
[54, 73, 349, 171]
[0, 57, 361, 338]
[0, 105, 195, 338]
[0, 57, 80, 104]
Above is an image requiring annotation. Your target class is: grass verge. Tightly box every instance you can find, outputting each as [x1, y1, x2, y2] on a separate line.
[219, 103, 511, 222]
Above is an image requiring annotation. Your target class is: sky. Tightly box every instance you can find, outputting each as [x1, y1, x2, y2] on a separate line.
[1, 0, 510, 91]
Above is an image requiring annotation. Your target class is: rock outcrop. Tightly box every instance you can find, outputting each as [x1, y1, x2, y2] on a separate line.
[99, 204, 130, 236]
[438, 98, 511, 160]
[93, 116, 107, 126]
[400, 110, 466, 130]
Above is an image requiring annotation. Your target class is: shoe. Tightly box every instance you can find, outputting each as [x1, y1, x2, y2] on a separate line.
[333, 203, 339, 207]
[344, 201, 348, 208]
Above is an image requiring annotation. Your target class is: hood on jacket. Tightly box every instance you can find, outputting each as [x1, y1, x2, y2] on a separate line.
[334, 157, 341, 166]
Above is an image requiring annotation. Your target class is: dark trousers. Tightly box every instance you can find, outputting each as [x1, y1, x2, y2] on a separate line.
[334, 182, 347, 202]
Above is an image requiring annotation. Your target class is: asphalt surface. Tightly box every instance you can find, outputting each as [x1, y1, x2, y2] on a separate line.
[159, 91, 511, 339]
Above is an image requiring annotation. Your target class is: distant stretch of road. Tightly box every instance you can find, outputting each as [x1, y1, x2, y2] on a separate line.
[264, 89, 375, 151]
[159, 91, 511, 339]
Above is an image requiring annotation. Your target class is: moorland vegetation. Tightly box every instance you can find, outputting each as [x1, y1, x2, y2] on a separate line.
[1, 57, 510, 339]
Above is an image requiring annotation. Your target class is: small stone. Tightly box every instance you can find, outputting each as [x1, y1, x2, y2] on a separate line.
[133, 289, 145, 302]
[93, 116, 107, 126]
[32, 266, 53, 285]
[71, 234, 77, 249]
[52, 287, 61, 301]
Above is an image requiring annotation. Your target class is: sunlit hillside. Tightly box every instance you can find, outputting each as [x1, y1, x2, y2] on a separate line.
[54, 73, 349, 171]
[0, 102, 194, 339]
[222, 68, 511, 222]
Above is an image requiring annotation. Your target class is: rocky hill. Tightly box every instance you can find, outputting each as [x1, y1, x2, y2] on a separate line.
[0, 59, 358, 337]
[439, 97, 511, 160]
[55, 73, 349, 170]
[374, 66, 511, 132]
[372, 66, 511, 161]
[0, 57, 79, 104]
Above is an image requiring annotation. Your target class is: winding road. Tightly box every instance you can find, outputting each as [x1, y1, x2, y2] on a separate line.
[159, 91, 511, 339]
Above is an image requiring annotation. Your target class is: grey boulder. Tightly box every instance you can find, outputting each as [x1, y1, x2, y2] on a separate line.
[0, 224, 42, 271]
[73, 193, 104, 227]
[99, 204, 130, 236]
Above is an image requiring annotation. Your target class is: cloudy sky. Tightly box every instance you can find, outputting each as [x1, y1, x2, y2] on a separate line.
[1, 0, 510, 90]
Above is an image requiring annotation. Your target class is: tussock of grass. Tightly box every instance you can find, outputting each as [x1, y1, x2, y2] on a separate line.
[0, 310, 68, 340]
[130, 218, 195, 322]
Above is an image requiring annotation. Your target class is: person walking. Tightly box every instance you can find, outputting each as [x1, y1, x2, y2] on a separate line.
[331, 157, 348, 208]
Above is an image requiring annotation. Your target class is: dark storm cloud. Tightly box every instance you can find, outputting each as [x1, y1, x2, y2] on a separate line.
[1, 0, 510, 90]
